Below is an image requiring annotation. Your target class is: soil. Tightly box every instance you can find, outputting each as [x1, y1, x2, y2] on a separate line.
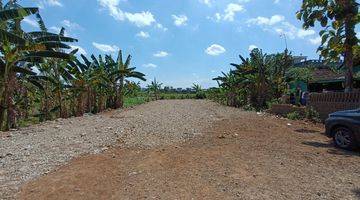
[16, 101, 360, 200]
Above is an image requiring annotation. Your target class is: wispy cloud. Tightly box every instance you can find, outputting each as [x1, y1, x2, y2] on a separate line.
[211, 3, 245, 22]
[92, 42, 119, 53]
[70, 45, 87, 55]
[247, 15, 316, 40]
[199, 0, 212, 6]
[22, 17, 38, 28]
[143, 63, 157, 68]
[309, 37, 321, 45]
[247, 15, 284, 26]
[172, 15, 188, 26]
[98, 0, 156, 27]
[136, 31, 150, 38]
[153, 51, 169, 57]
[37, 0, 63, 9]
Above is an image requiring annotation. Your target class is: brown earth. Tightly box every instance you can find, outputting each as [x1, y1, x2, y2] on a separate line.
[18, 110, 360, 200]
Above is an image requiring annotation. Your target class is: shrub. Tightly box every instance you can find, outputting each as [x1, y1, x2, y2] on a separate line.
[195, 92, 206, 99]
[286, 111, 303, 120]
[305, 107, 321, 123]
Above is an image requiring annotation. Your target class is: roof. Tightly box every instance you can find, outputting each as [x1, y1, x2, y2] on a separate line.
[310, 66, 360, 83]
[310, 68, 344, 83]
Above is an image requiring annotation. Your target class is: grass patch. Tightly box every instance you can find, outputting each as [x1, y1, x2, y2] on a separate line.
[124, 97, 148, 108]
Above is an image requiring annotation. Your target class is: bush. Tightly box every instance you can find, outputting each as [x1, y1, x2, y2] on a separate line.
[195, 92, 206, 99]
[286, 111, 303, 120]
[305, 107, 321, 123]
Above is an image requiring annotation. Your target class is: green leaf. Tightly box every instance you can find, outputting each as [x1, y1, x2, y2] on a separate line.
[320, 17, 327, 27]
[34, 35, 78, 43]
[41, 41, 71, 49]
[27, 31, 58, 38]
[0, 7, 38, 21]
[13, 66, 36, 75]
[0, 28, 26, 45]
[25, 51, 71, 60]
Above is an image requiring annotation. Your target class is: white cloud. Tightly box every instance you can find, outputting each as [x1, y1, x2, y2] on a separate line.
[309, 37, 321, 45]
[23, 17, 38, 28]
[205, 44, 226, 56]
[143, 63, 157, 68]
[172, 15, 188, 26]
[37, 0, 63, 8]
[124, 12, 156, 27]
[70, 45, 87, 55]
[47, 0, 62, 7]
[136, 31, 150, 38]
[297, 29, 315, 38]
[199, 0, 212, 6]
[247, 15, 316, 40]
[61, 20, 83, 30]
[98, 0, 156, 27]
[210, 3, 245, 22]
[156, 23, 168, 31]
[92, 42, 119, 53]
[153, 51, 169, 57]
[274, 0, 280, 3]
[247, 15, 284, 26]
[248, 45, 258, 51]
[223, 3, 244, 21]
[49, 26, 70, 36]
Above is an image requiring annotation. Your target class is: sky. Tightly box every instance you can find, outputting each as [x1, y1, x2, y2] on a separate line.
[20, 0, 360, 88]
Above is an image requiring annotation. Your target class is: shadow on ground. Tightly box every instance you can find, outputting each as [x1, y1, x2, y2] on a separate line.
[353, 189, 360, 198]
[302, 141, 360, 157]
[295, 129, 321, 134]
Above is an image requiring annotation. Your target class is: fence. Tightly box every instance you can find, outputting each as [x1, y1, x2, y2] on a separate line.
[308, 92, 360, 120]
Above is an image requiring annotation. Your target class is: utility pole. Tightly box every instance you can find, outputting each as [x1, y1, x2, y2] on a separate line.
[280, 33, 288, 50]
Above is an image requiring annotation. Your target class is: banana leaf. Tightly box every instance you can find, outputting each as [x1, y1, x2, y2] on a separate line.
[0, 7, 38, 21]
[0, 28, 26, 44]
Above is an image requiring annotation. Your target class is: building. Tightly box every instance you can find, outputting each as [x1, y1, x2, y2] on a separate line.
[290, 56, 360, 93]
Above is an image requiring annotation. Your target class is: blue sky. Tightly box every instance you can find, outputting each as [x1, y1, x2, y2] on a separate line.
[20, 0, 360, 88]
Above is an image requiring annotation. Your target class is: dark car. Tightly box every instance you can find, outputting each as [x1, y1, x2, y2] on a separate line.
[325, 109, 360, 150]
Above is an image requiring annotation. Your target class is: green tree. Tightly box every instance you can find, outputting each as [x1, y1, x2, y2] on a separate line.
[0, 1, 76, 130]
[105, 50, 146, 108]
[147, 78, 162, 100]
[297, 0, 359, 91]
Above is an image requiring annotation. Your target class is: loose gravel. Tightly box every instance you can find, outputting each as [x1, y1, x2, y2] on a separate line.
[0, 100, 229, 199]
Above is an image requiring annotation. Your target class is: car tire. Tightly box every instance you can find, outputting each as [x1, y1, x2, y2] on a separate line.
[332, 127, 357, 150]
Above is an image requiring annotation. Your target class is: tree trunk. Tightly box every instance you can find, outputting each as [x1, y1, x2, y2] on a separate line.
[343, 0, 357, 92]
[116, 76, 124, 108]
[76, 91, 85, 117]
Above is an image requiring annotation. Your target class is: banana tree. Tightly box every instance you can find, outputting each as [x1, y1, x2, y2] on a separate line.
[105, 50, 146, 108]
[147, 78, 162, 100]
[0, 1, 78, 130]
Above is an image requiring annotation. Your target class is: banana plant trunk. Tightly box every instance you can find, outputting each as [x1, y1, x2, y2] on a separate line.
[343, 0, 355, 92]
[116, 76, 125, 108]
[0, 73, 16, 131]
[76, 92, 85, 117]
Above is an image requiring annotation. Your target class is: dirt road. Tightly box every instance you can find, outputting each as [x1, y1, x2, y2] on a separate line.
[2, 100, 360, 199]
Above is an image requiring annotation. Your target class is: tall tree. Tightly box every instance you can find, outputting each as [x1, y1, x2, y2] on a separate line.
[297, 0, 359, 91]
